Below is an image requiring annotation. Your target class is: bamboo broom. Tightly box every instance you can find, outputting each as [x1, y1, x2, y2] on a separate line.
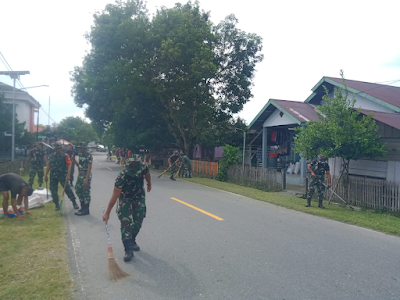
[102, 208, 130, 281]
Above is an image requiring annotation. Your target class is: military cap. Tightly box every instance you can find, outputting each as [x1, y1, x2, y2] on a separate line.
[53, 142, 63, 149]
[76, 142, 88, 149]
[125, 156, 144, 177]
[173, 150, 179, 155]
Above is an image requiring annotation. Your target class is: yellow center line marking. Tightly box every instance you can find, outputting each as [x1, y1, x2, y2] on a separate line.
[107, 167, 112, 170]
[171, 197, 224, 221]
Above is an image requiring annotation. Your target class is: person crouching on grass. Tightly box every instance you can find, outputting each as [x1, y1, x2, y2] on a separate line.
[0, 173, 34, 220]
[103, 156, 151, 262]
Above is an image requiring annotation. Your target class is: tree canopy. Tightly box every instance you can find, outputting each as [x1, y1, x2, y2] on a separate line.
[55, 116, 99, 145]
[71, 0, 262, 156]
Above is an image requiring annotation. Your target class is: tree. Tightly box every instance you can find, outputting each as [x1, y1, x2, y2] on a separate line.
[216, 144, 240, 182]
[294, 70, 387, 180]
[56, 116, 99, 144]
[71, 0, 263, 157]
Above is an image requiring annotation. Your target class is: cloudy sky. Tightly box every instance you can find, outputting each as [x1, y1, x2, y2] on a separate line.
[1, 0, 399, 126]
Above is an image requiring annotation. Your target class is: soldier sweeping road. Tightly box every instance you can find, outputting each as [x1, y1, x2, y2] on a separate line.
[74, 142, 93, 216]
[168, 150, 180, 181]
[45, 143, 79, 211]
[305, 154, 332, 209]
[103, 156, 151, 262]
[26, 142, 47, 188]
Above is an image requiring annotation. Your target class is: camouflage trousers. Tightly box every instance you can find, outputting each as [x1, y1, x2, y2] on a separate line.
[170, 164, 179, 177]
[307, 176, 325, 201]
[50, 173, 76, 204]
[75, 172, 91, 205]
[29, 166, 44, 186]
[117, 197, 146, 242]
[69, 164, 75, 185]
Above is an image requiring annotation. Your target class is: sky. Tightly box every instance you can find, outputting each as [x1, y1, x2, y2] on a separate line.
[1, 0, 399, 126]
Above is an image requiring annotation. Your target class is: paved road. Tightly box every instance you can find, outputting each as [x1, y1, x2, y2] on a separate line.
[66, 152, 400, 300]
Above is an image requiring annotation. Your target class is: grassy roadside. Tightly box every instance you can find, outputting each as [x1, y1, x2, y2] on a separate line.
[185, 177, 400, 236]
[0, 174, 72, 300]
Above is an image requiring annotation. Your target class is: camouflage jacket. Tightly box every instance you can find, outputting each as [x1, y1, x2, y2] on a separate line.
[78, 152, 93, 172]
[115, 164, 149, 200]
[48, 152, 71, 175]
[309, 156, 330, 177]
[29, 150, 45, 167]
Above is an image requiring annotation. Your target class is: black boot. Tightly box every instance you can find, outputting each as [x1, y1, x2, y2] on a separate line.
[76, 204, 90, 216]
[72, 200, 79, 210]
[132, 236, 140, 251]
[170, 175, 176, 181]
[318, 200, 326, 209]
[123, 240, 134, 262]
[305, 198, 311, 207]
[54, 201, 60, 211]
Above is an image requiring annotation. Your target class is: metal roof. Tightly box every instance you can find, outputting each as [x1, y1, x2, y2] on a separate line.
[358, 109, 400, 131]
[306, 77, 400, 112]
[248, 99, 320, 131]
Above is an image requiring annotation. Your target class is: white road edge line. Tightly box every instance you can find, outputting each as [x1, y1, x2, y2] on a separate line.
[65, 201, 88, 299]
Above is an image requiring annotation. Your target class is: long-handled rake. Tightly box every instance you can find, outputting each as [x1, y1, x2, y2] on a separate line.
[102, 208, 130, 281]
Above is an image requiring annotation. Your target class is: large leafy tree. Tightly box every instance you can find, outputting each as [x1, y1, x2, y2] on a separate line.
[295, 70, 387, 179]
[55, 116, 99, 144]
[71, 0, 263, 156]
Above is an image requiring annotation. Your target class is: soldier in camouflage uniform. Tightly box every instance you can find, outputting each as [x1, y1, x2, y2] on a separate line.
[103, 155, 152, 262]
[45, 143, 79, 211]
[168, 150, 180, 181]
[306, 154, 332, 209]
[26, 143, 47, 187]
[73, 142, 93, 216]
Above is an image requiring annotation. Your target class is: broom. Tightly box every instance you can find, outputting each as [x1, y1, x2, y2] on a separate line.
[59, 176, 69, 213]
[102, 208, 131, 281]
[157, 159, 180, 178]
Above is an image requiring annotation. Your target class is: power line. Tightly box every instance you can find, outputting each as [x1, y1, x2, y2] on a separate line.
[0, 51, 27, 90]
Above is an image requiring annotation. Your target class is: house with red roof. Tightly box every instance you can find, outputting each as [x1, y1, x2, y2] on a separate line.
[248, 77, 400, 185]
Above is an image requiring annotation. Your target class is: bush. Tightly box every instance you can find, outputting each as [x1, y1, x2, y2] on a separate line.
[216, 145, 240, 181]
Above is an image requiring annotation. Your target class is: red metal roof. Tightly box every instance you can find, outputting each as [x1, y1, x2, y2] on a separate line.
[272, 99, 320, 122]
[327, 77, 400, 109]
[358, 109, 400, 131]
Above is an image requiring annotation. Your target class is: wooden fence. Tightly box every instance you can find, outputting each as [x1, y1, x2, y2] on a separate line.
[0, 159, 26, 176]
[192, 160, 219, 176]
[326, 175, 400, 211]
[227, 165, 282, 191]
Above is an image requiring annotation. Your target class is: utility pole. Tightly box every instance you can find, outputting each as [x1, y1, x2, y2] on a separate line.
[0, 71, 30, 161]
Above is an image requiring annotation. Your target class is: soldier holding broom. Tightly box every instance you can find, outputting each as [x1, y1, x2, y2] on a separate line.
[45, 143, 79, 211]
[103, 156, 151, 262]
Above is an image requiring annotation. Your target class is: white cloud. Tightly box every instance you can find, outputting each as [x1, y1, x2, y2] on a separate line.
[1, 0, 399, 126]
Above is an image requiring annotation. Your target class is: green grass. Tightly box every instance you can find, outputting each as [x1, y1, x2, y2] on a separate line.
[0, 174, 73, 300]
[185, 177, 400, 236]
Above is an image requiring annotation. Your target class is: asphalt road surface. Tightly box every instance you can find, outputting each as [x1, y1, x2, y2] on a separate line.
[65, 152, 400, 300]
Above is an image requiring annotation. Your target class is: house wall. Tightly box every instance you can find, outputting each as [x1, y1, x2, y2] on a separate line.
[15, 101, 31, 131]
[329, 158, 400, 183]
[329, 90, 394, 113]
[263, 109, 296, 127]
